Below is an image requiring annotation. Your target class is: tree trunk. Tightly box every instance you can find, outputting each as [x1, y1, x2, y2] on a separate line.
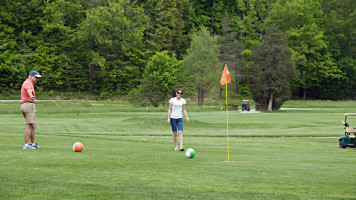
[21, 27, 27, 48]
[198, 92, 200, 107]
[268, 92, 273, 112]
[197, 88, 202, 107]
[200, 91, 204, 107]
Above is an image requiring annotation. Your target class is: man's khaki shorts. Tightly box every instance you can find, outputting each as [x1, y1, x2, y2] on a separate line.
[21, 103, 36, 124]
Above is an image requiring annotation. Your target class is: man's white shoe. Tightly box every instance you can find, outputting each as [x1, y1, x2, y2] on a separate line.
[31, 143, 40, 149]
[175, 147, 178, 151]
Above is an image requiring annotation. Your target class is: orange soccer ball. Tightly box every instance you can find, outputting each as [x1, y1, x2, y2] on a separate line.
[73, 142, 84, 152]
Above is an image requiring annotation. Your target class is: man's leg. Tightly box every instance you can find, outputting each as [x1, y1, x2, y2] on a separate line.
[24, 123, 33, 144]
[30, 122, 36, 144]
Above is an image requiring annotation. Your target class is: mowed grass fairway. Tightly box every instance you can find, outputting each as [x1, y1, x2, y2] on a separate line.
[1, 100, 356, 199]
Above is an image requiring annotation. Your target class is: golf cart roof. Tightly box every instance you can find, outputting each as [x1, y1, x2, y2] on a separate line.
[345, 113, 356, 116]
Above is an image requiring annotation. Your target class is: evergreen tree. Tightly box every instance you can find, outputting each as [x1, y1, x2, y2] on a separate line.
[142, 0, 194, 58]
[249, 25, 296, 111]
[218, 11, 243, 96]
[191, 0, 224, 35]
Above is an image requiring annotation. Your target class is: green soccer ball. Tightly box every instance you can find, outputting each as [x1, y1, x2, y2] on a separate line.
[185, 148, 195, 159]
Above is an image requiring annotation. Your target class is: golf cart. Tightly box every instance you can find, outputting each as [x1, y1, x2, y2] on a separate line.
[242, 100, 250, 111]
[339, 113, 356, 148]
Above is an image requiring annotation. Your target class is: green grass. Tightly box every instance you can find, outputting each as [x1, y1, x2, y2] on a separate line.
[1, 100, 356, 199]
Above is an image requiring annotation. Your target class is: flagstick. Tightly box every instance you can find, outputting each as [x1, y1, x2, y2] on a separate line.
[220, 64, 231, 162]
[226, 83, 229, 161]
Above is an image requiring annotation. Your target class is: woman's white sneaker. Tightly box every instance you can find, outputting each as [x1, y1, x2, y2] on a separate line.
[23, 144, 35, 149]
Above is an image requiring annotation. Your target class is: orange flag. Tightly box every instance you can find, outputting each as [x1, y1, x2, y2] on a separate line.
[220, 64, 231, 86]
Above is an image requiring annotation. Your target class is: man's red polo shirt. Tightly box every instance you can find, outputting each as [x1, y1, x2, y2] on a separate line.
[21, 78, 36, 104]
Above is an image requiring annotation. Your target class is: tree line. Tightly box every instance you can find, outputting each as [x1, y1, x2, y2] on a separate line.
[1, 0, 355, 107]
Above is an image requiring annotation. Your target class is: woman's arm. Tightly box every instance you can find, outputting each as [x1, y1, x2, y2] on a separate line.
[167, 104, 172, 123]
[183, 104, 189, 122]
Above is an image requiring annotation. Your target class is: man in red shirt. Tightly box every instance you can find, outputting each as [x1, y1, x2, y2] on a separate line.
[21, 70, 42, 149]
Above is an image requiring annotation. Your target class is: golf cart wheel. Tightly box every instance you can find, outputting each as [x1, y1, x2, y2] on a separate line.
[339, 140, 346, 149]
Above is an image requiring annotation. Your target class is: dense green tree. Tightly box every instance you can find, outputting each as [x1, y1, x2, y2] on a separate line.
[2, 0, 45, 59]
[313, 0, 356, 99]
[249, 25, 296, 111]
[0, 0, 44, 93]
[0, 17, 24, 92]
[79, 0, 109, 9]
[268, 0, 341, 99]
[350, 8, 356, 59]
[316, 57, 356, 100]
[218, 11, 243, 96]
[74, 0, 149, 96]
[318, 0, 356, 58]
[142, 0, 194, 59]
[184, 27, 221, 106]
[34, 0, 86, 92]
[191, 0, 224, 35]
[128, 51, 192, 107]
[0, 0, 355, 101]
[231, 0, 275, 56]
